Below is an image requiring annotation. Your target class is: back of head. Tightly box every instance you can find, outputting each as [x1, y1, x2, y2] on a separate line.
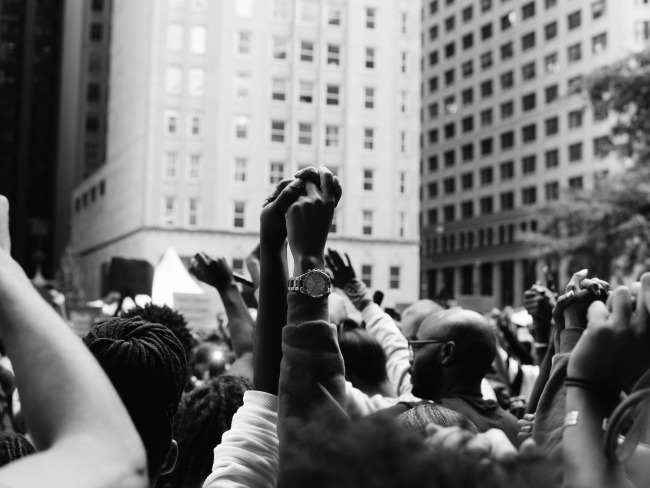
[400, 299, 444, 340]
[167, 375, 251, 487]
[338, 328, 388, 389]
[0, 432, 35, 467]
[83, 316, 187, 479]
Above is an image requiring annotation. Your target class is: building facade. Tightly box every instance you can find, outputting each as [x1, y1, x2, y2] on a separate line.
[420, 0, 650, 311]
[69, 0, 421, 306]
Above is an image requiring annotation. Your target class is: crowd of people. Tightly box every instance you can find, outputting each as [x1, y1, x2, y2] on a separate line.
[0, 166, 649, 487]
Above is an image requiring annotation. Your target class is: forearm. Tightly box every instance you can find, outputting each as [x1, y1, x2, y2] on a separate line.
[287, 255, 328, 327]
[253, 242, 289, 394]
[219, 284, 255, 357]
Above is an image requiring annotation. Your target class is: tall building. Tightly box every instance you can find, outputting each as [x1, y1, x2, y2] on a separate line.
[0, 0, 64, 277]
[69, 0, 421, 306]
[420, 0, 650, 310]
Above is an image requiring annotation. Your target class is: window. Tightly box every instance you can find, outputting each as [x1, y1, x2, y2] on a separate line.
[234, 115, 249, 139]
[501, 71, 514, 90]
[361, 265, 373, 287]
[90, 23, 103, 41]
[429, 50, 439, 66]
[328, 6, 342, 25]
[327, 44, 341, 65]
[522, 2, 535, 19]
[501, 131, 514, 150]
[501, 161, 514, 180]
[389, 267, 400, 289]
[300, 41, 314, 62]
[568, 110, 583, 129]
[592, 33, 607, 53]
[190, 26, 206, 54]
[462, 33, 474, 50]
[428, 129, 439, 144]
[569, 142, 583, 162]
[545, 0, 557, 8]
[188, 154, 201, 179]
[234, 157, 247, 182]
[445, 15, 455, 32]
[445, 42, 455, 58]
[164, 152, 178, 179]
[480, 80, 493, 98]
[325, 125, 339, 147]
[634, 21, 650, 43]
[429, 77, 439, 93]
[445, 69, 455, 86]
[501, 42, 513, 60]
[522, 62, 536, 81]
[300, 0, 318, 22]
[165, 111, 179, 134]
[272, 78, 287, 101]
[481, 138, 493, 155]
[400, 12, 408, 35]
[366, 7, 376, 29]
[461, 172, 474, 190]
[269, 162, 285, 184]
[165, 66, 182, 94]
[462, 60, 474, 77]
[190, 115, 201, 136]
[522, 155, 536, 174]
[363, 169, 374, 191]
[444, 150, 456, 167]
[593, 136, 612, 158]
[92, 0, 103, 12]
[364, 128, 374, 149]
[188, 68, 205, 96]
[444, 95, 456, 114]
[545, 21, 558, 40]
[545, 149, 559, 168]
[428, 156, 439, 172]
[234, 72, 251, 98]
[462, 116, 474, 133]
[271, 120, 286, 142]
[362, 210, 373, 235]
[545, 182, 559, 201]
[400, 90, 408, 113]
[568, 10, 581, 30]
[461, 88, 473, 106]
[87, 83, 101, 102]
[481, 23, 493, 40]
[481, 52, 493, 70]
[400, 52, 408, 74]
[237, 32, 251, 55]
[299, 81, 313, 103]
[326, 85, 340, 106]
[501, 13, 513, 31]
[480, 109, 493, 127]
[443, 205, 455, 222]
[568, 76, 583, 95]
[462, 144, 474, 161]
[365, 47, 375, 68]
[481, 167, 494, 185]
[273, 0, 289, 19]
[444, 177, 456, 194]
[399, 172, 407, 194]
[522, 32, 535, 51]
[522, 124, 536, 143]
[273, 37, 288, 60]
[163, 197, 177, 226]
[522, 187, 537, 205]
[167, 24, 183, 52]
[480, 197, 494, 215]
[568, 43, 582, 63]
[569, 176, 583, 190]
[461, 201, 474, 219]
[500, 101, 514, 119]
[522, 92, 536, 111]
[545, 116, 559, 135]
[592, 0, 606, 19]
[429, 25, 439, 40]
[500, 192, 514, 210]
[481, 0, 492, 11]
[545, 53, 559, 74]
[233, 202, 245, 228]
[462, 5, 473, 22]
[428, 182, 439, 198]
[298, 123, 313, 145]
[546, 84, 559, 103]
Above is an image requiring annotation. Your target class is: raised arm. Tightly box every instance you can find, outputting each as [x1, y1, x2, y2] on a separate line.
[0, 196, 147, 488]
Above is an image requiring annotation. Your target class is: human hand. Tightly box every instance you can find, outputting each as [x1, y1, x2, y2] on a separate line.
[524, 285, 555, 343]
[189, 252, 235, 292]
[325, 248, 357, 289]
[286, 167, 341, 265]
[518, 413, 535, 441]
[260, 178, 307, 249]
[552, 270, 609, 331]
[567, 276, 650, 395]
[245, 242, 261, 290]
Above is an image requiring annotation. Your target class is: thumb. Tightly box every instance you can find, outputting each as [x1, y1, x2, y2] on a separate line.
[0, 196, 10, 253]
[273, 178, 306, 213]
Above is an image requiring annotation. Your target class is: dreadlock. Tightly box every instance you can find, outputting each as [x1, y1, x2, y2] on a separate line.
[0, 432, 35, 467]
[163, 375, 251, 488]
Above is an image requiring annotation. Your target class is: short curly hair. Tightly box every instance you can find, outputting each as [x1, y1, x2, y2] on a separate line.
[121, 303, 195, 363]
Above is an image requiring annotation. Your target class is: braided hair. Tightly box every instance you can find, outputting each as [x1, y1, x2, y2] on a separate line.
[0, 432, 35, 467]
[164, 375, 251, 488]
[83, 316, 187, 479]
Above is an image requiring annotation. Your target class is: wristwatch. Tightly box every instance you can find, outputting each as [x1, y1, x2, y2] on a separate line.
[288, 269, 331, 298]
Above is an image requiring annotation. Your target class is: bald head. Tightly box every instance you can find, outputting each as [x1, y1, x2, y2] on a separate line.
[399, 299, 444, 340]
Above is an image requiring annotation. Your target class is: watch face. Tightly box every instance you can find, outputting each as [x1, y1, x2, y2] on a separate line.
[303, 271, 329, 297]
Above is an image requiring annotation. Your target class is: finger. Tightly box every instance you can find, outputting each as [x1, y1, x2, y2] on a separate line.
[0, 195, 10, 253]
[610, 286, 632, 328]
[325, 254, 336, 272]
[519, 438, 538, 460]
[477, 429, 518, 463]
[262, 178, 293, 207]
[587, 300, 609, 328]
[273, 178, 306, 213]
[328, 248, 345, 269]
[566, 269, 588, 293]
[198, 252, 212, 266]
[304, 180, 321, 199]
[294, 166, 321, 187]
[430, 427, 473, 451]
[552, 291, 575, 328]
[319, 166, 335, 202]
[332, 175, 342, 206]
[523, 413, 535, 421]
[634, 273, 650, 333]
[580, 278, 604, 297]
[345, 253, 352, 270]
[596, 279, 611, 294]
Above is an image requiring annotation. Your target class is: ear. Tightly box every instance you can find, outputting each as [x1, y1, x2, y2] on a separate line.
[440, 341, 456, 365]
[160, 439, 178, 475]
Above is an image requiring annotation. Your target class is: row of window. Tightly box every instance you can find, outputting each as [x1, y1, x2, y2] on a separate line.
[74, 180, 106, 213]
[424, 137, 611, 176]
[427, 0, 603, 19]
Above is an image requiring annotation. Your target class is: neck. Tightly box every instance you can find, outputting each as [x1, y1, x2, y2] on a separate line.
[434, 377, 483, 401]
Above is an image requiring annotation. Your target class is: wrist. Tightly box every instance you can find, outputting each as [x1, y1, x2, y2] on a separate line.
[293, 255, 325, 276]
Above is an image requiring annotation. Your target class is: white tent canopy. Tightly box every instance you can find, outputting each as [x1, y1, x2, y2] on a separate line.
[152, 247, 203, 307]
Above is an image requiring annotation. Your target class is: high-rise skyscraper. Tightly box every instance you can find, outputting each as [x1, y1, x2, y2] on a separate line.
[420, 0, 650, 310]
[68, 0, 421, 306]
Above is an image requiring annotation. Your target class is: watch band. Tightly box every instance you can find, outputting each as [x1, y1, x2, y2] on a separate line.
[288, 269, 331, 298]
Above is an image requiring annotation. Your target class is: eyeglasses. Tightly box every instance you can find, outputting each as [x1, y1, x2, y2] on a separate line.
[603, 388, 650, 464]
[408, 339, 447, 357]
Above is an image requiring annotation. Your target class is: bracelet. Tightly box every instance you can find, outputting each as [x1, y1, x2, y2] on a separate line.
[564, 410, 579, 428]
[564, 377, 620, 402]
